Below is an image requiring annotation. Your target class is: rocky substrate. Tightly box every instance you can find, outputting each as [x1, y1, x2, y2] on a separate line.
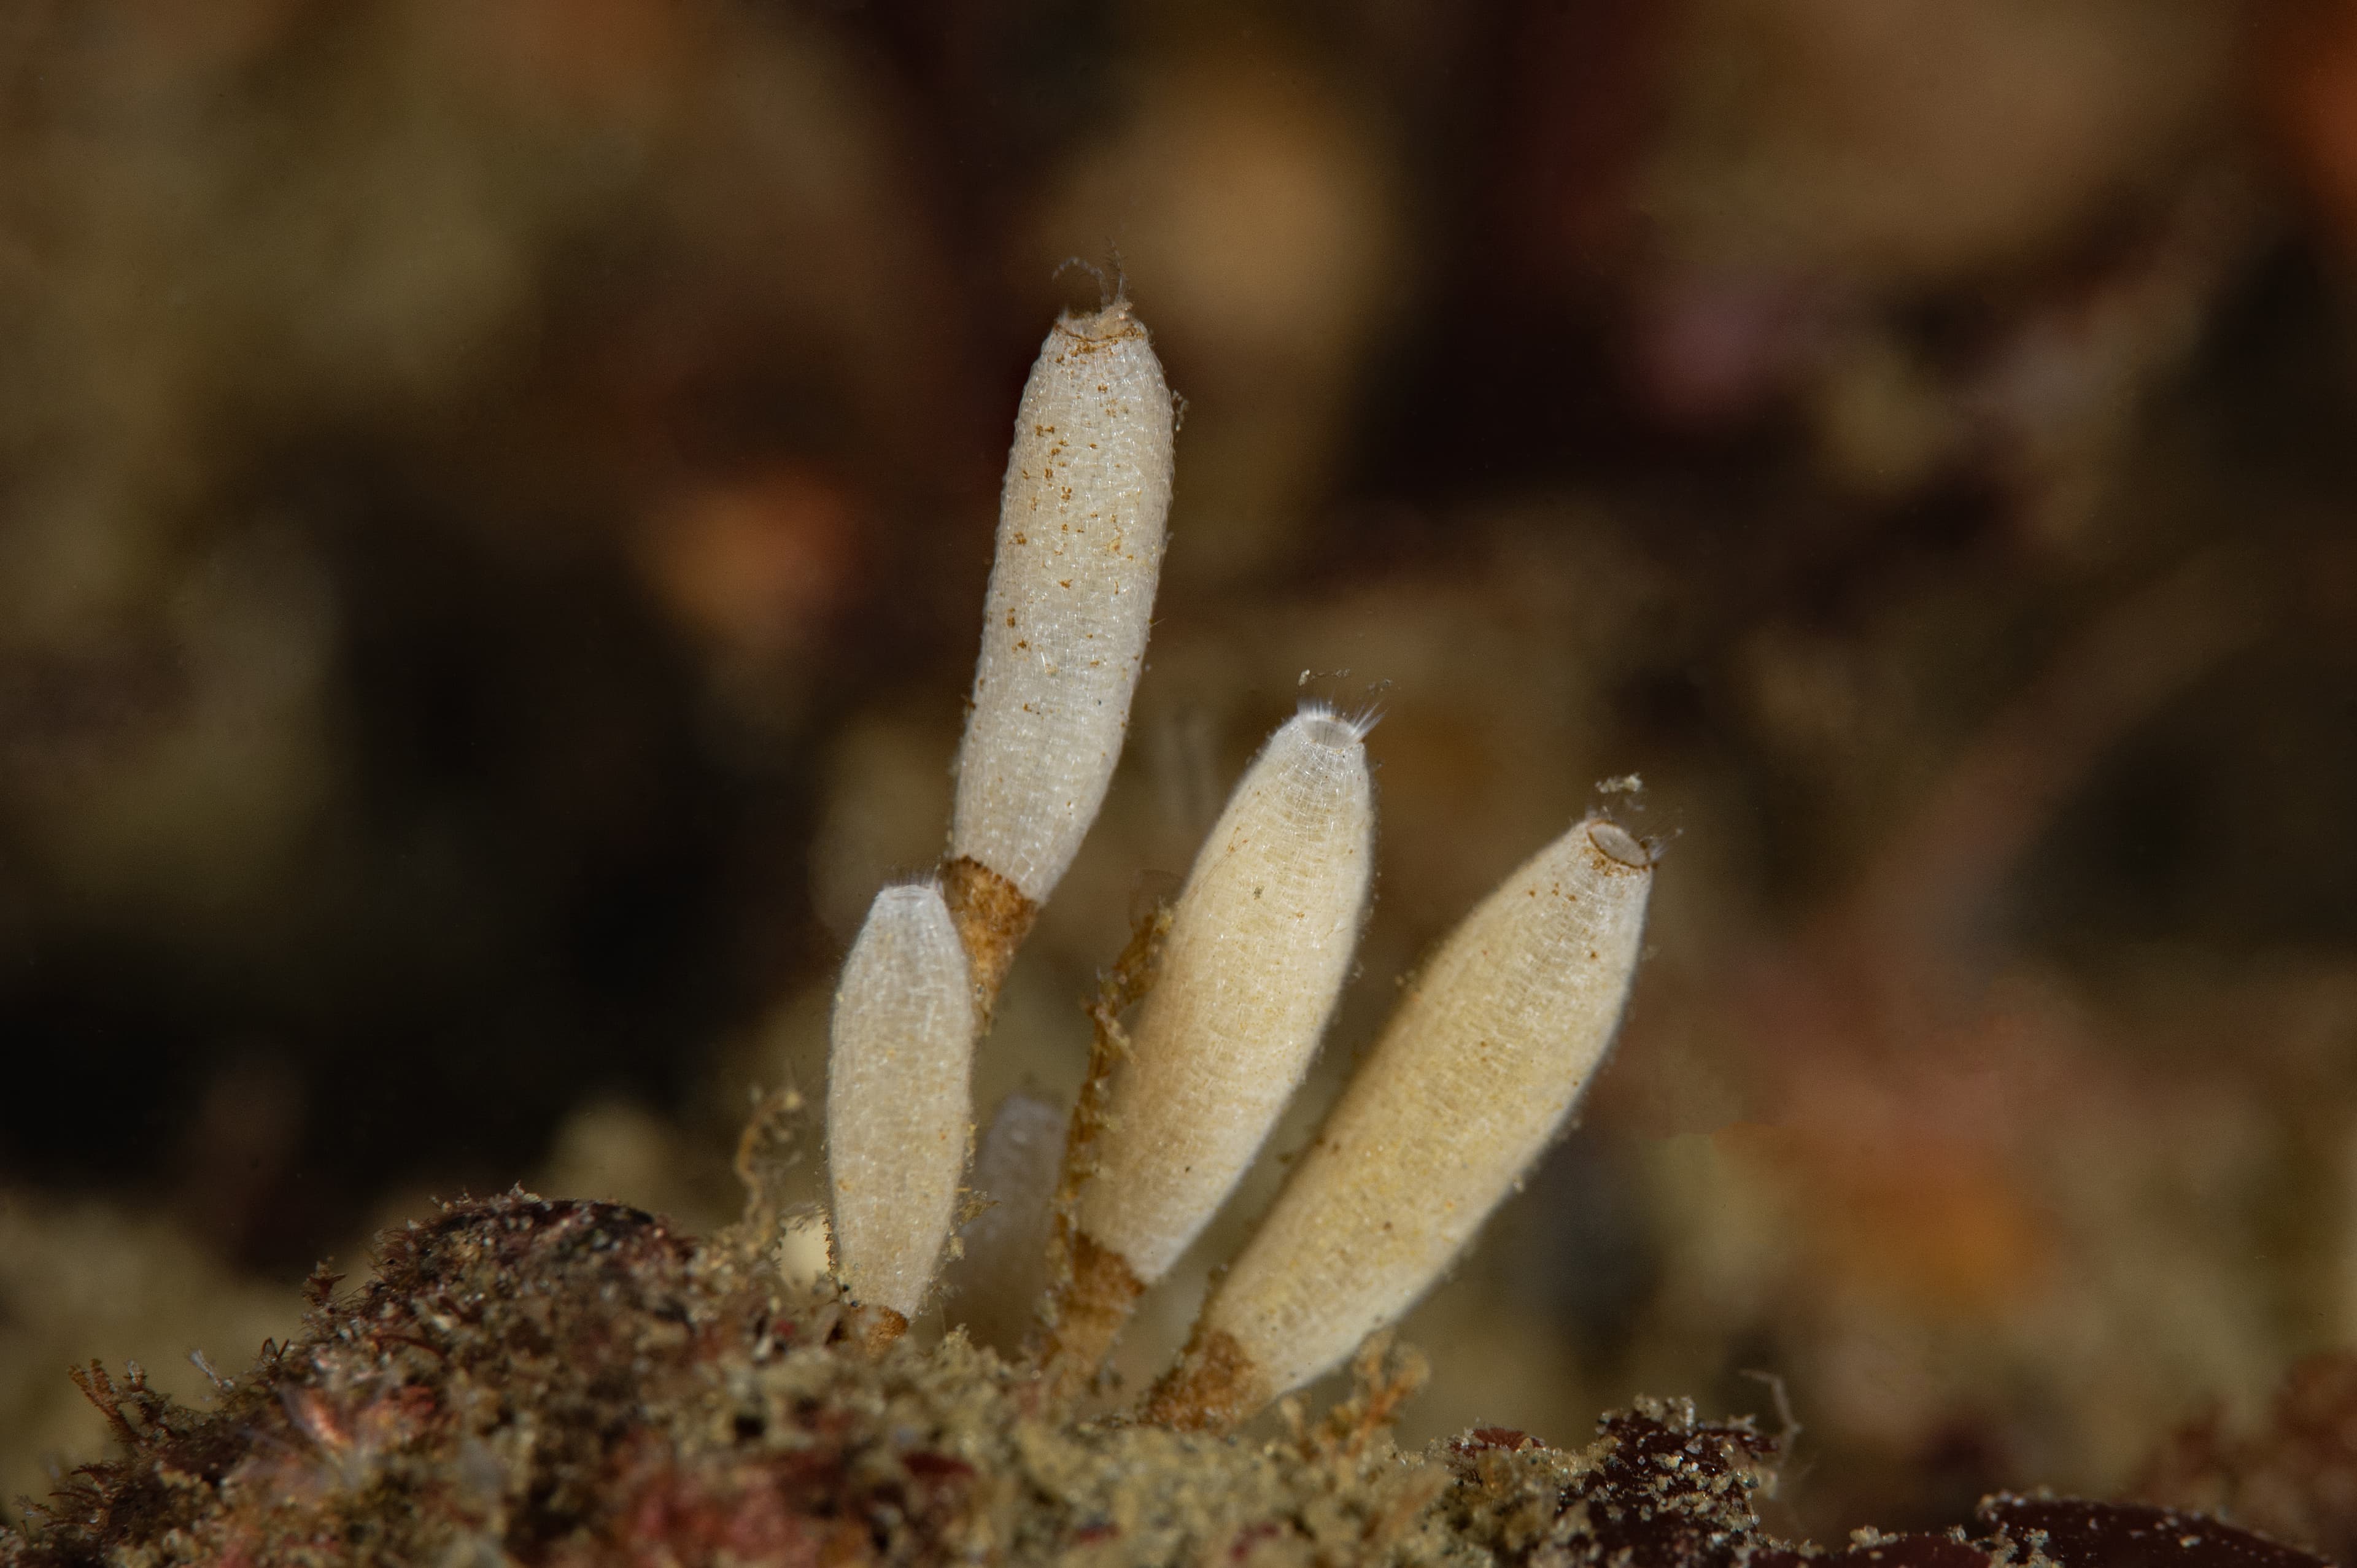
[1, 1194, 2330, 1568]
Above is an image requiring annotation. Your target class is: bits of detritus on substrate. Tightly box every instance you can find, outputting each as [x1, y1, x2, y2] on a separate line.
[13, 1196, 2325, 1567]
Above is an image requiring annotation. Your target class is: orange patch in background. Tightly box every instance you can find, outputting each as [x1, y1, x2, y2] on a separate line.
[462, 0, 694, 125]
[638, 466, 857, 660]
[2268, 0, 2357, 257]
[1717, 1119, 2051, 1320]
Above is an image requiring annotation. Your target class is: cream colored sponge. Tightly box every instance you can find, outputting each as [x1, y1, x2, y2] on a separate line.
[950, 299, 1175, 903]
[1164, 816, 1652, 1415]
[1078, 706, 1376, 1284]
[826, 881, 978, 1319]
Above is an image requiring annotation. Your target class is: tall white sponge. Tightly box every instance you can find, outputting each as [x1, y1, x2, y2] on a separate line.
[950, 298, 1175, 903]
[1080, 707, 1375, 1281]
[1145, 816, 1653, 1428]
[826, 881, 978, 1321]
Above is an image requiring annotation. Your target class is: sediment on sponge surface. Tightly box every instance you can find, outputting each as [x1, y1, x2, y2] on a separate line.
[0, 1191, 2331, 1568]
[949, 299, 1175, 912]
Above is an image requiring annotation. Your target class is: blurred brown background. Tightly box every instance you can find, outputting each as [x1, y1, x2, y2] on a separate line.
[6, 0, 2357, 1549]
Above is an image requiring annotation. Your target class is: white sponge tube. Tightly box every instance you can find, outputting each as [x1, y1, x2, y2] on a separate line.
[950, 299, 1175, 905]
[1145, 816, 1653, 1428]
[825, 881, 978, 1324]
[1078, 707, 1375, 1283]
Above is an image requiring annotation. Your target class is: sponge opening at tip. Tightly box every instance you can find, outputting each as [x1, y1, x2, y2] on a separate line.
[1057, 302, 1145, 344]
[1291, 700, 1378, 747]
[1296, 715, 1361, 751]
[1587, 821, 1652, 869]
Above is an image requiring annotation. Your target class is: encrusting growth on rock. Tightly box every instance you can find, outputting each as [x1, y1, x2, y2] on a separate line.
[7, 1194, 2324, 1568]
[1146, 816, 1654, 1432]
[1040, 705, 1374, 1399]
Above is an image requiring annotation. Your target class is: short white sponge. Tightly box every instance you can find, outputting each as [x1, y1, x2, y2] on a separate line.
[826, 881, 978, 1319]
[950, 299, 1175, 903]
